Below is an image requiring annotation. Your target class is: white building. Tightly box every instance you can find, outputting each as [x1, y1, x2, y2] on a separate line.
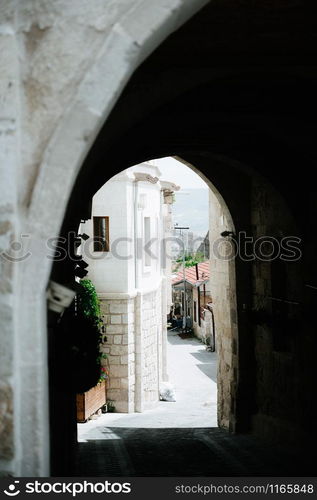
[80, 163, 179, 412]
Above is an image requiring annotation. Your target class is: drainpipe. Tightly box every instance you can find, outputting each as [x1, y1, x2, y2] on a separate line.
[133, 179, 143, 412]
[182, 230, 187, 328]
[160, 190, 168, 382]
[133, 180, 139, 290]
[197, 285, 201, 327]
[195, 263, 199, 280]
[195, 264, 201, 327]
[132, 172, 159, 412]
[210, 305, 216, 352]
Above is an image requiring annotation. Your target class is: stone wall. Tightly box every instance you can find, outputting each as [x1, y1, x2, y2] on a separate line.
[250, 177, 304, 445]
[0, 382, 13, 469]
[99, 296, 135, 413]
[1, 0, 208, 474]
[99, 287, 163, 413]
[1, 0, 316, 477]
[0, 4, 22, 474]
[208, 189, 238, 431]
[207, 174, 301, 437]
[141, 289, 161, 410]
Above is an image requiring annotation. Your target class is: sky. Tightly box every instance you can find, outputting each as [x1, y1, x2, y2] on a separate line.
[153, 157, 208, 189]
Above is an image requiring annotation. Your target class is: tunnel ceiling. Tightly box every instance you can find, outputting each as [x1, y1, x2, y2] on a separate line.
[63, 0, 317, 232]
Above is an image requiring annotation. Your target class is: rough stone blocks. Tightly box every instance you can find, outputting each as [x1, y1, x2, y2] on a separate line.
[0, 382, 13, 460]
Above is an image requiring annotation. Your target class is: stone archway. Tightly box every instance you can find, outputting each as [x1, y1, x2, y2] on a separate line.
[78, 157, 239, 429]
[1, 0, 316, 478]
[11, 0, 208, 477]
[48, 154, 240, 476]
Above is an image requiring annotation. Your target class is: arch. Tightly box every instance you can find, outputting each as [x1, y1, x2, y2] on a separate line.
[27, 0, 209, 248]
[16, 0, 209, 476]
[12, 0, 317, 477]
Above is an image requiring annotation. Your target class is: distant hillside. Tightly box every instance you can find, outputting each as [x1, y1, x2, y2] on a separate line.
[172, 188, 209, 237]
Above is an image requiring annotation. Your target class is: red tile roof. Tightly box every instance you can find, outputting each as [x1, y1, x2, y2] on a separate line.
[172, 261, 210, 287]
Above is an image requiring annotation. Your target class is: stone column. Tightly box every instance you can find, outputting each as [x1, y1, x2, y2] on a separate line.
[99, 294, 135, 413]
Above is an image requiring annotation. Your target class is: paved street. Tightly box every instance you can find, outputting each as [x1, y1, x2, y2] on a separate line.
[78, 331, 217, 435]
[75, 333, 309, 476]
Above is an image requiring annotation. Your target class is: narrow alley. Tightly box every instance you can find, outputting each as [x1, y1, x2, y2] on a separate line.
[78, 332, 217, 435]
[75, 334, 309, 477]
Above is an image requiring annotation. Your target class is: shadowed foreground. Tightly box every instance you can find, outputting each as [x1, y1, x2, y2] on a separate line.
[74, 427, 312, 477]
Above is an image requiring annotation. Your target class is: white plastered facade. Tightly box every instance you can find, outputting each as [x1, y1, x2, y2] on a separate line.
[80, 164, 176, 413]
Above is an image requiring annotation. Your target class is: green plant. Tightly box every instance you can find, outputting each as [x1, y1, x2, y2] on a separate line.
[71, 279, 108, 391]
[77, 279, 102, 328]
[77, 280, 111, 384]
[54, 278, 108, 393]
[176, 252, 205, 268]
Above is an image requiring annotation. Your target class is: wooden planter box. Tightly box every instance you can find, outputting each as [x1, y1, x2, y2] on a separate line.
[76, 380, 106, 422]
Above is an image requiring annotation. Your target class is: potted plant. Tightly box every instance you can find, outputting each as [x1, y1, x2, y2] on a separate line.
[75, 279, 110, 422]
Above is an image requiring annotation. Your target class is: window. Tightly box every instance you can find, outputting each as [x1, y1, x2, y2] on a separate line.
[93, 216, 109, 252]
[144, 216, 151, 267]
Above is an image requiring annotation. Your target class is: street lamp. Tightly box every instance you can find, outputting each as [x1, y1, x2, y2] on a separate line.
[174, 224, 190, 329]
